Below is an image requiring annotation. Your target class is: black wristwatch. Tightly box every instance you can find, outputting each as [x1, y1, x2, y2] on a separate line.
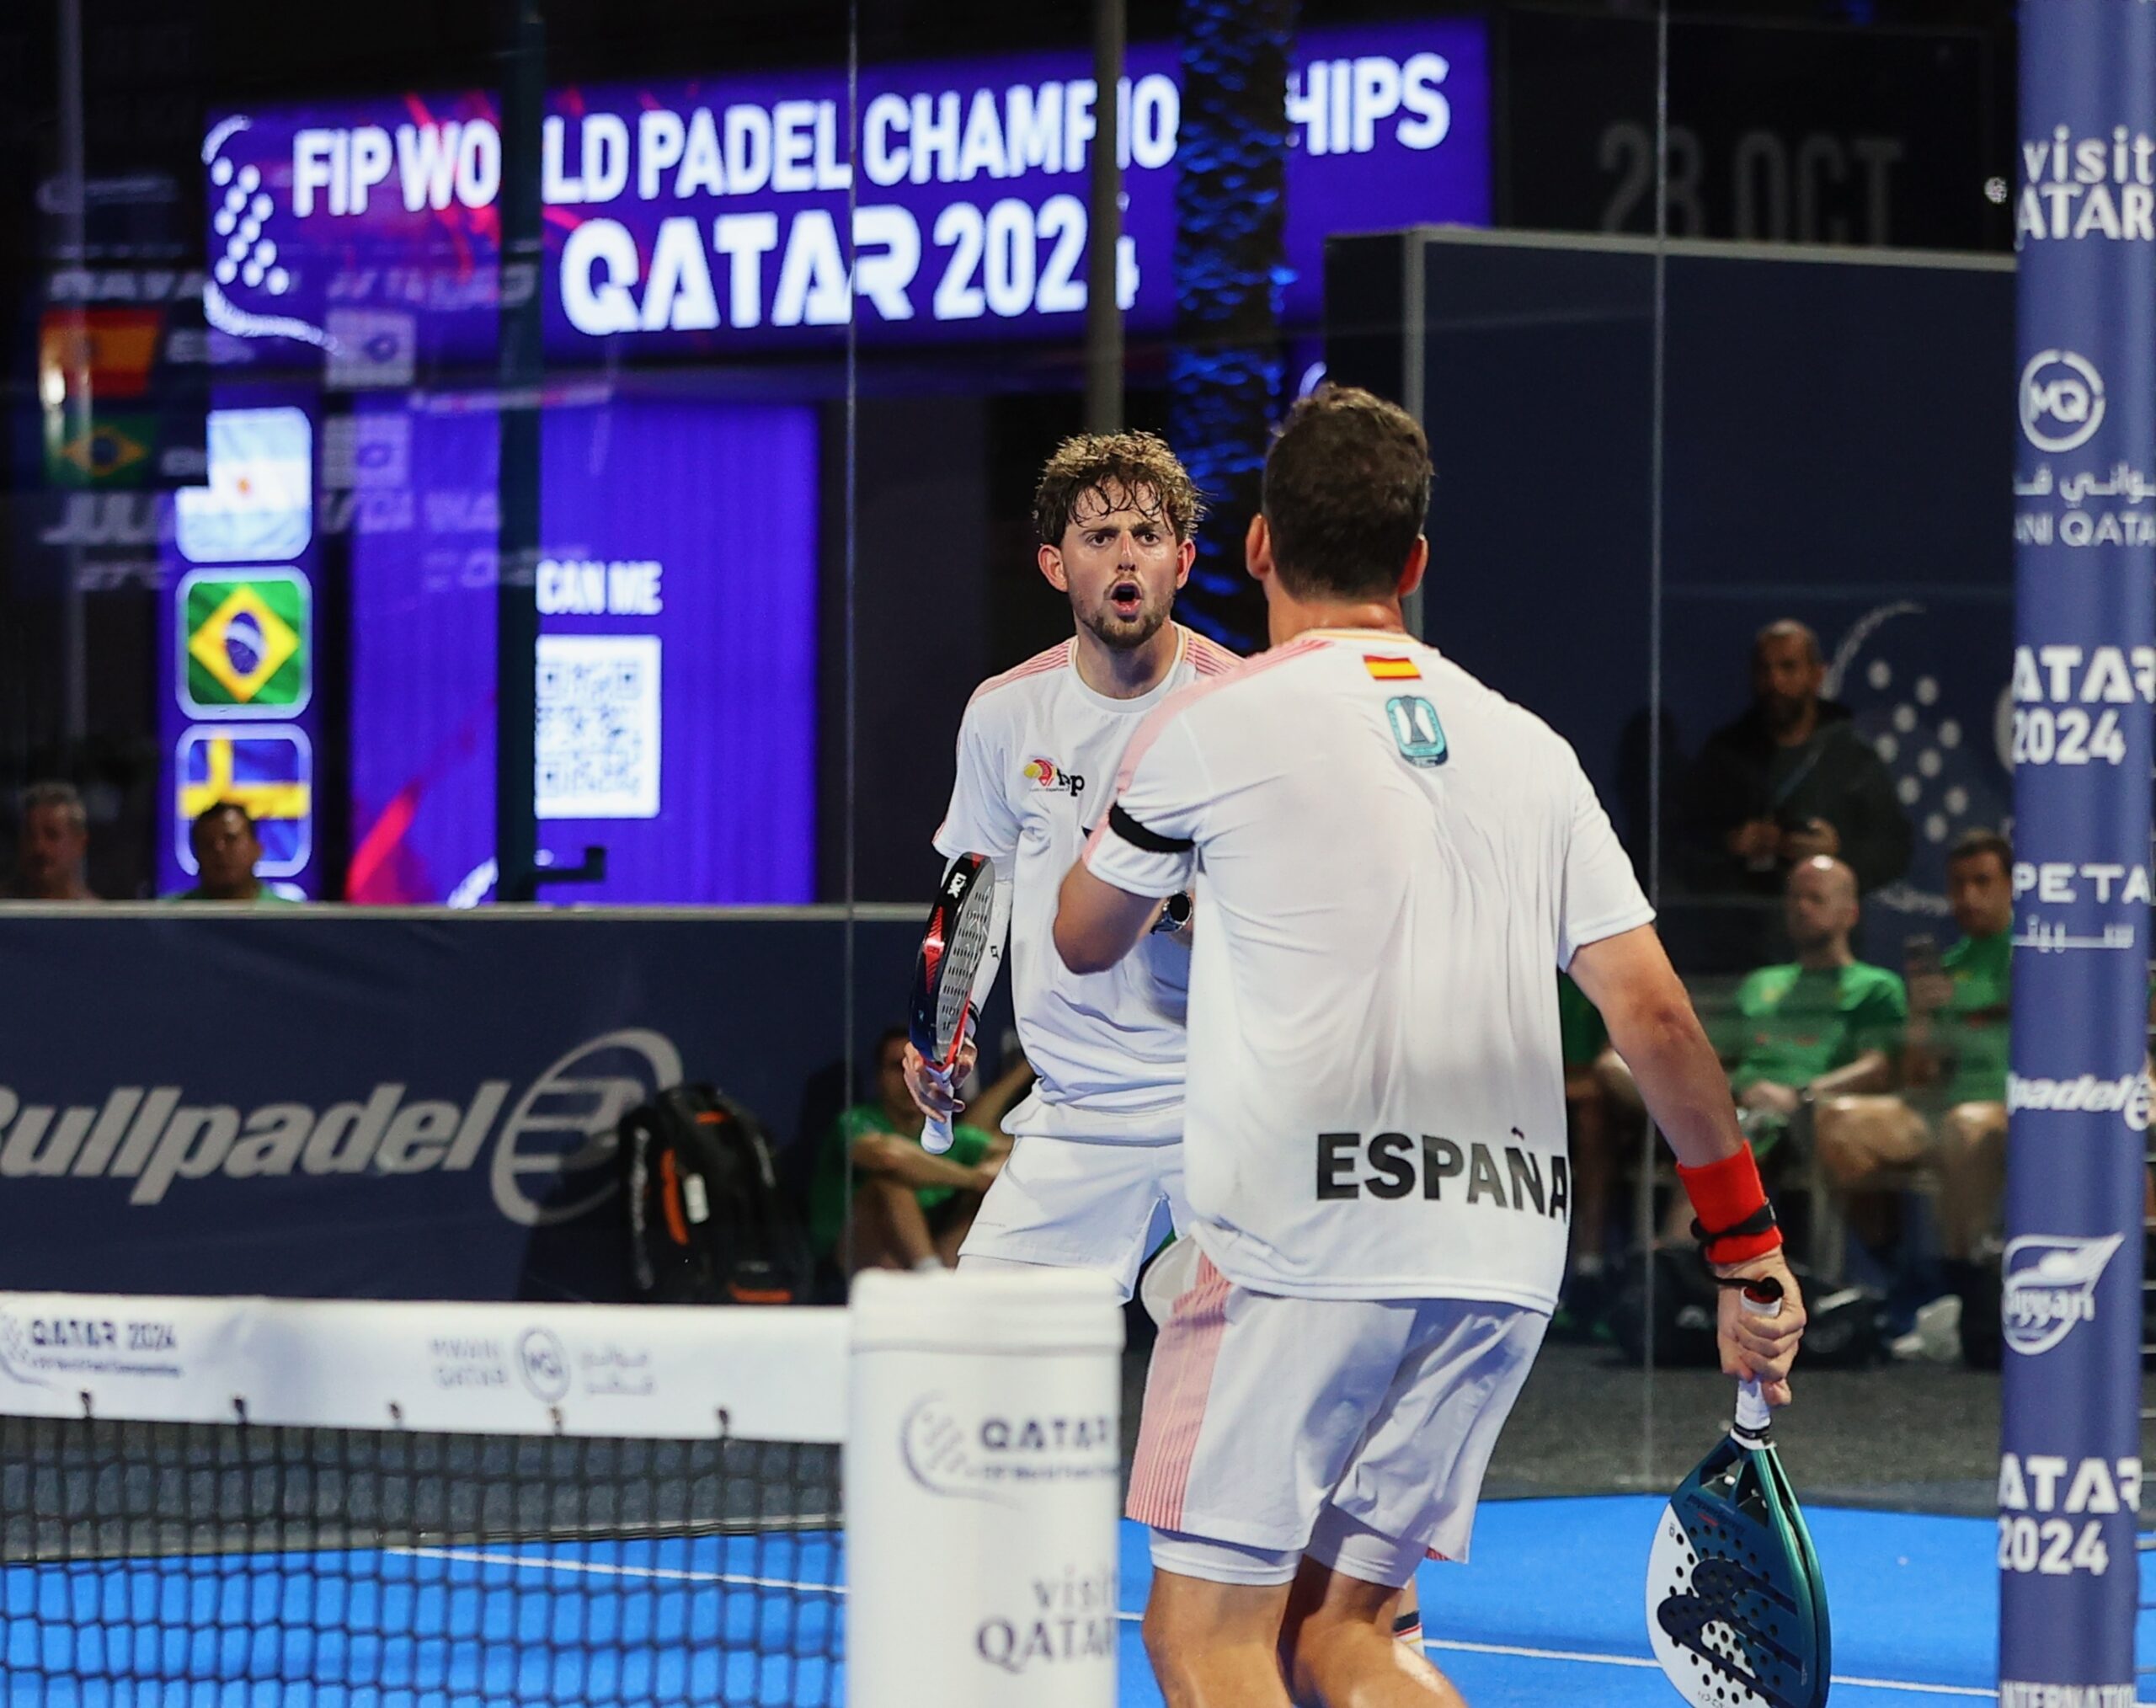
[1151, 891, 1193, 934]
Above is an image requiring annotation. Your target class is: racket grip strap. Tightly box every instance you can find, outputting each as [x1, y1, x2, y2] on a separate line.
[1678, 1145, 1783, 1267]
[1735, 1380, 1771, 1436]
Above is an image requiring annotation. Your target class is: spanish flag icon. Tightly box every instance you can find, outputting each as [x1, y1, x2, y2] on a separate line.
[1363, 655, 1421, 681]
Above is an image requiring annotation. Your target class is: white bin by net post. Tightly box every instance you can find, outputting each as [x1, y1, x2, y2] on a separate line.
[846, 1268, 1126, 1708]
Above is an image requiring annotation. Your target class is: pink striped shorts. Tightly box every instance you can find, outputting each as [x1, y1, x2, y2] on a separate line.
[1128, 1252, 1545, 1588]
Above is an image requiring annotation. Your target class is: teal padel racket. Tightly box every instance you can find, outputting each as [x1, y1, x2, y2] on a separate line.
[1646, 1277, 1830, 1708]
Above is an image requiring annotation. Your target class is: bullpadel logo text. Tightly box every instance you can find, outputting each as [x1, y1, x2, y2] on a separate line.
[0, 1029, 680, 1225]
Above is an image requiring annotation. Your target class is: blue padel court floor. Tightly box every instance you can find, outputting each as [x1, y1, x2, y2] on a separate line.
[7, 1497, 2150, 1704]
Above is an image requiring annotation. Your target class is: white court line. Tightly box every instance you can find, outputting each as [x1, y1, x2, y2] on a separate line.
[1414, 1636, 1997, 1699]
[391, 1545, 842, 1597]
[392, 1547, 2060, 1703]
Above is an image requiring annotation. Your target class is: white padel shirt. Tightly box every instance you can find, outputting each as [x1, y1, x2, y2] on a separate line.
[1083, 631, 1653, 1308]
[936, 625, 1240, 1141]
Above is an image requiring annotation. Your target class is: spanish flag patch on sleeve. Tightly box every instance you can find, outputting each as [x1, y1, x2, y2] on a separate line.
[1363, 654, 1421, 681]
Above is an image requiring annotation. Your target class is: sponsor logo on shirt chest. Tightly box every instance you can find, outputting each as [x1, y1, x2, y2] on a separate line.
[1022, 757, 1086, 799]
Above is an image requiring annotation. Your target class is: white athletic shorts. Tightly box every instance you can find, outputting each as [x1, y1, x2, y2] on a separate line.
[1128, 1252, 1546, 1588]
[957, 1134, 1187, 1300]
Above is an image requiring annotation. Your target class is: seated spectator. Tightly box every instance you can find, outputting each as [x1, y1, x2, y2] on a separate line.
[1898, 830, 2012, 1298]
[3, 781, 97, 902]
[168, 803, 297, 904]
[806, 1027, 1025, 1276]
[1600, 855, 1913, 1257]
[1679, 619, 1911, 968]
[1731, 857, 1913, 1188]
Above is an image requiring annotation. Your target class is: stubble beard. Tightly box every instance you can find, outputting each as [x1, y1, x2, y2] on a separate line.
[1078, 592, 1171, 653]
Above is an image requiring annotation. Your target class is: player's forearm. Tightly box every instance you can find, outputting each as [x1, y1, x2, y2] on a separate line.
[1607, 1002, 1746, 1171]
[1567, 926, 1744, 1169]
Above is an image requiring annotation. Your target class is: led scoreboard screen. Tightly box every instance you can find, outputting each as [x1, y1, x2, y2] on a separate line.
[200, 22, 1488, 364]
[177, 25, 1486, 903]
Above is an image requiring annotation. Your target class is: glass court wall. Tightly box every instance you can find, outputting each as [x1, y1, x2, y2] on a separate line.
[0, 0, 2044, 1681]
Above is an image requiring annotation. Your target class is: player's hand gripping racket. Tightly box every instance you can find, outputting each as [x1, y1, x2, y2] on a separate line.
[907, 852, 1005, 1155]
[1647, 1276, 1830, 1708]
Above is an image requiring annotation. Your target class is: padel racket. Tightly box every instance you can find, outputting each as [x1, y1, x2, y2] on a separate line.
[908, 852, 1004, 1155]
[1647, 1277, 1829, 1708]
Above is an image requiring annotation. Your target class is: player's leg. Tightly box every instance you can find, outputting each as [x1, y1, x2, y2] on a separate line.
[1129, 1261, 1418, 1705]
[1280, 1551, 1465, 1708]
[1133, 1228, 1425, 1657]
[1143, 1552, 1299, 1708]
[1285, 1299, 1549, 1705]
[1390, 1579, 1422, 1649]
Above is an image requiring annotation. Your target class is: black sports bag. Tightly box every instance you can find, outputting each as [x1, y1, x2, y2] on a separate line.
[621, 1085, 812, 1305]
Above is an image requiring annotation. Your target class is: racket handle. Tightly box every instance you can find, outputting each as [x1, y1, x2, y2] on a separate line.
[922, 1112, 956, 1156]
[1735, 1378, 1771, 1433]
[1735, 1278, 1781, 1433]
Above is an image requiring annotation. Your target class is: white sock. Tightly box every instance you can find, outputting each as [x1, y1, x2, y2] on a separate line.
[912, 1257, 945, 1274]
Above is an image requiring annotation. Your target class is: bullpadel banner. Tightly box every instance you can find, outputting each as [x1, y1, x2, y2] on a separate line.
[2001, 1, 2156, 1697]
[0, 911, 918, 1302]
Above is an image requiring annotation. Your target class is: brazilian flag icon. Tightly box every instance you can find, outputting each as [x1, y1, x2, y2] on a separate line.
[180, 570, 311, 717]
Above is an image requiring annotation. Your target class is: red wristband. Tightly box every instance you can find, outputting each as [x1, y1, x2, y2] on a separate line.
[1676, 1145, 1783, 1266]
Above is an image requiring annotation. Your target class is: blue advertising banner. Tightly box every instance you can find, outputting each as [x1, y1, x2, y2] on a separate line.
[0, 911, 932, 1302]
[343, 393, 819, 905]
[195, 22, 1487, 366]
[2001, 3, 2156, 1697]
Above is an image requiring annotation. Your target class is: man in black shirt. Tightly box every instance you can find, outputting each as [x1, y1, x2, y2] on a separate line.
[1680, 620, 1912, 967]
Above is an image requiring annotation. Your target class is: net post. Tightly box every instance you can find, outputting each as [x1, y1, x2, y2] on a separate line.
[2001, 4, 2156, 1699]
[846, 1269, 1125, 1707]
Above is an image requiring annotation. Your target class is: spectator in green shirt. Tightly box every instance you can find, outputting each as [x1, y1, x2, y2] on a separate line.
[1901, 828, 2013, 1272]
[807, 1027, 1023, 1275]
[1729, 857, 1915, 1259]
[168, 803, 298, 904]
[1604, 855, 1913, 1254]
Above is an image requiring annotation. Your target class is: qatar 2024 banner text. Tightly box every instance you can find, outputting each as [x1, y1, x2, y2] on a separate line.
[2001, 1, 2155, 1700]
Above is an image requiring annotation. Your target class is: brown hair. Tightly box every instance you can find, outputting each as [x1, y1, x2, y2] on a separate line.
[1947, 827, 2012, 877]
[189, 800, 257, 847]
[1261, 385, 1432, 599]
[1032, 431, 1203, 547]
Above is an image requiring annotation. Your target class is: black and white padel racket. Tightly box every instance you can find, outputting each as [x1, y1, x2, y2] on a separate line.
[1647, 1277, 1830, 1708]
[907, 852, 1005, 1155]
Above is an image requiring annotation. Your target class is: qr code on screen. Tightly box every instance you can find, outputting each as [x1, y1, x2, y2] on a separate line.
[536, 634, 662, 819]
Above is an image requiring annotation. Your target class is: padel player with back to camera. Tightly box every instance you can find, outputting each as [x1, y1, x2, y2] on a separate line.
[1055, 386, 1806, 1707]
